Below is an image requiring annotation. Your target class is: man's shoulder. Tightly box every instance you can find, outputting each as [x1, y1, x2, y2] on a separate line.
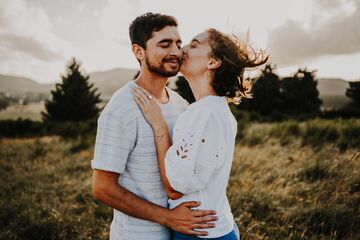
[101, 82, 137, 117]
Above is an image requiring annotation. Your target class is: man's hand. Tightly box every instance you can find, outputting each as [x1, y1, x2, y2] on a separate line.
[165, 201, 218, 236]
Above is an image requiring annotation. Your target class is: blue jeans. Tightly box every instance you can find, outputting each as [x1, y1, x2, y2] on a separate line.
[172, 226, 240, 240]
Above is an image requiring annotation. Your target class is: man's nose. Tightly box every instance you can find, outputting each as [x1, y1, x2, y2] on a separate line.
[169, 44, 182, 56]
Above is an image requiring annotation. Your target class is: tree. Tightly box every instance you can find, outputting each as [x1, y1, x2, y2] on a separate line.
[346, 81, 360, 105]
[281, 68, 321, 114]
[42, 58, 101, 122]
[239, 64, 284, 114]
[174, 75, 196, 104]
[0, 97, 10, 111]
[0, 93, 10, 111]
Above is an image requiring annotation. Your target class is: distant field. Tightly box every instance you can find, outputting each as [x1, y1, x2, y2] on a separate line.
[0, 95, 353, 121]
[0, 102, 107, 121]
[0, 102, 45, 121]
[320, 95, 351, 110]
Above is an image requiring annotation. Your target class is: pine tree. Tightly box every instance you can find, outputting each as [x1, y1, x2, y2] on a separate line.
[0, 93, 10, 111]
[281, 68, 322, 114]
[346, 81, 360, 105]
[239, 64, 284, 114]
[42, 58, 101, 122]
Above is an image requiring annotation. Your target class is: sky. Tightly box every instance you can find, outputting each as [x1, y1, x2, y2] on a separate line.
[0, 0, 359, 84]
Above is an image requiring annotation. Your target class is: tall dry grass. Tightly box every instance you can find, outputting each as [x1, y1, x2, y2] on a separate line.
[0, 118, 359, 239]
[0, 137, 111, 240]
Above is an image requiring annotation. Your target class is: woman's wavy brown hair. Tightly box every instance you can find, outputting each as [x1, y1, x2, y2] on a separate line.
[207, 28, 268, 104]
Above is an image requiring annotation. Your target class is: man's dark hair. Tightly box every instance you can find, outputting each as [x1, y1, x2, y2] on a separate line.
[129, 12, 178, 49]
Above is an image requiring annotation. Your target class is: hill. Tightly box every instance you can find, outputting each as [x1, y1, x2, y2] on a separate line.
[317, 78, 352, 109]
[0, 74, 52, 94]
[89, 68, 138, 98]
[317, 78, 349, 96]
[0, 68, 138, 99]
[0, 71, 355, 107]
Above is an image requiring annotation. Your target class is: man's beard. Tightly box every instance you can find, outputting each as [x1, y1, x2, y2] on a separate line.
[145, 55, 180, 77]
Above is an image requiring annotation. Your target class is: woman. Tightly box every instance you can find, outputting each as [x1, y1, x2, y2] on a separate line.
[131, 28, 268, 239]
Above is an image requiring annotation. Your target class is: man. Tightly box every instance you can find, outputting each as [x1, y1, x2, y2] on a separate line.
[92, 13, 217, 240]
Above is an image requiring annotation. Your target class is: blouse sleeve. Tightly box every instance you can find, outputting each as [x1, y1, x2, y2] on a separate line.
[165, 111, 226, 194]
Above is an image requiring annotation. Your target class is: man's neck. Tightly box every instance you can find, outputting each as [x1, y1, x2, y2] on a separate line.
[134, 71, 169, 103]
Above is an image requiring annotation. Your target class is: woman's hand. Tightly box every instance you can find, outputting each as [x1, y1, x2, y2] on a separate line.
[131, 87, 168, 133]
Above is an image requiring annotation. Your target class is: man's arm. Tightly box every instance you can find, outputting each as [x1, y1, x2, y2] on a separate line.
[92, 169, 217, 236]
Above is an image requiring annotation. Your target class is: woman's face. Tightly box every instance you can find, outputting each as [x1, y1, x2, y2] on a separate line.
[180, 31, 213, 79]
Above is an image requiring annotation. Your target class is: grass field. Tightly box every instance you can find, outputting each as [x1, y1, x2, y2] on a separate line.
[0, 102, 45, 121]
[1, 118, 359, 239]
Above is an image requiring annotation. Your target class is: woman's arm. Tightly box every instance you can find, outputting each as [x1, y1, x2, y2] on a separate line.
[153, 123, 184, 200]
[131, 87, 183, 200]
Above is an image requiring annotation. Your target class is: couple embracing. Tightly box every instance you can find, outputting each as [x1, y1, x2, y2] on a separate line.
[92, 12, 267, 240]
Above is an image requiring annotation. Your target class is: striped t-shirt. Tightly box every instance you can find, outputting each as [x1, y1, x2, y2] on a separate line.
[91, 81, 188, 240]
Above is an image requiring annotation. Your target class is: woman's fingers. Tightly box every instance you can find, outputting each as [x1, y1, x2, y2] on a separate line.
[137, 87, 153, 100]
[133, 87, 152, 102]
[130, 89, 146, 109]
[132, 88, 149, 104]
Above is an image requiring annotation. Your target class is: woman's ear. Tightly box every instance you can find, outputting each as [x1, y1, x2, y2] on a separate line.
[207, 57, 222, 70]
[132, 44, 145, 61]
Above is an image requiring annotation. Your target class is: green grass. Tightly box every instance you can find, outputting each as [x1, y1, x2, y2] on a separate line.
[0, 118, 359, 239]
[238, 118, 360, 150]
[0, 137, 111, 240]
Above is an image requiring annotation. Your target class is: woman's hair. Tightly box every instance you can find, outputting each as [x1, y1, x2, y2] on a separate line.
[207, 28, 268, 104]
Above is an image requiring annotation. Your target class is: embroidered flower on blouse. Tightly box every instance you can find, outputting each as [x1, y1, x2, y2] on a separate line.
[176, 132, 195, 159]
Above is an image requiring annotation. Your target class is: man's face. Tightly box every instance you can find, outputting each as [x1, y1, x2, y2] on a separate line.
[144, 26, 182, 77]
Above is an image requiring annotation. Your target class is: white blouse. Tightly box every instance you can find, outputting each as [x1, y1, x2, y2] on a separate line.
[165, 95, 238, 238]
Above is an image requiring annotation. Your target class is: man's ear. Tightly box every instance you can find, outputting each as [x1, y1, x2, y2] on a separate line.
[132, 44, 145, 61]
[207, 57, 222, 70]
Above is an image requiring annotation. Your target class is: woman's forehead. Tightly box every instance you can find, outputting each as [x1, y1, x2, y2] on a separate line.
[191, 31, 209, 43]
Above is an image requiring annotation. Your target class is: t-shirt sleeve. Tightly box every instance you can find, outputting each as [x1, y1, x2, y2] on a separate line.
[165, 112, 225, 194]
[91, 110, 136, 174]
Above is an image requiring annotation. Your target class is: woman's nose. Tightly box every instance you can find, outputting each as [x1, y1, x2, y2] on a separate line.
[181, 45, 189, 54]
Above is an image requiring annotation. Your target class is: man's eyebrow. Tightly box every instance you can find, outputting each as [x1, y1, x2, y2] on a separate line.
[158, 39, 182, 44]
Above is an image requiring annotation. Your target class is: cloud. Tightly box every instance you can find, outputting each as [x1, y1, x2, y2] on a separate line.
[0, 33, 61, 61]
[268, 0, 360, 66]
[0, 0, 77, 82]
[98, 0, 140, 45]
[316, 0, 350, 10]
[0, 0, 72, 60]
